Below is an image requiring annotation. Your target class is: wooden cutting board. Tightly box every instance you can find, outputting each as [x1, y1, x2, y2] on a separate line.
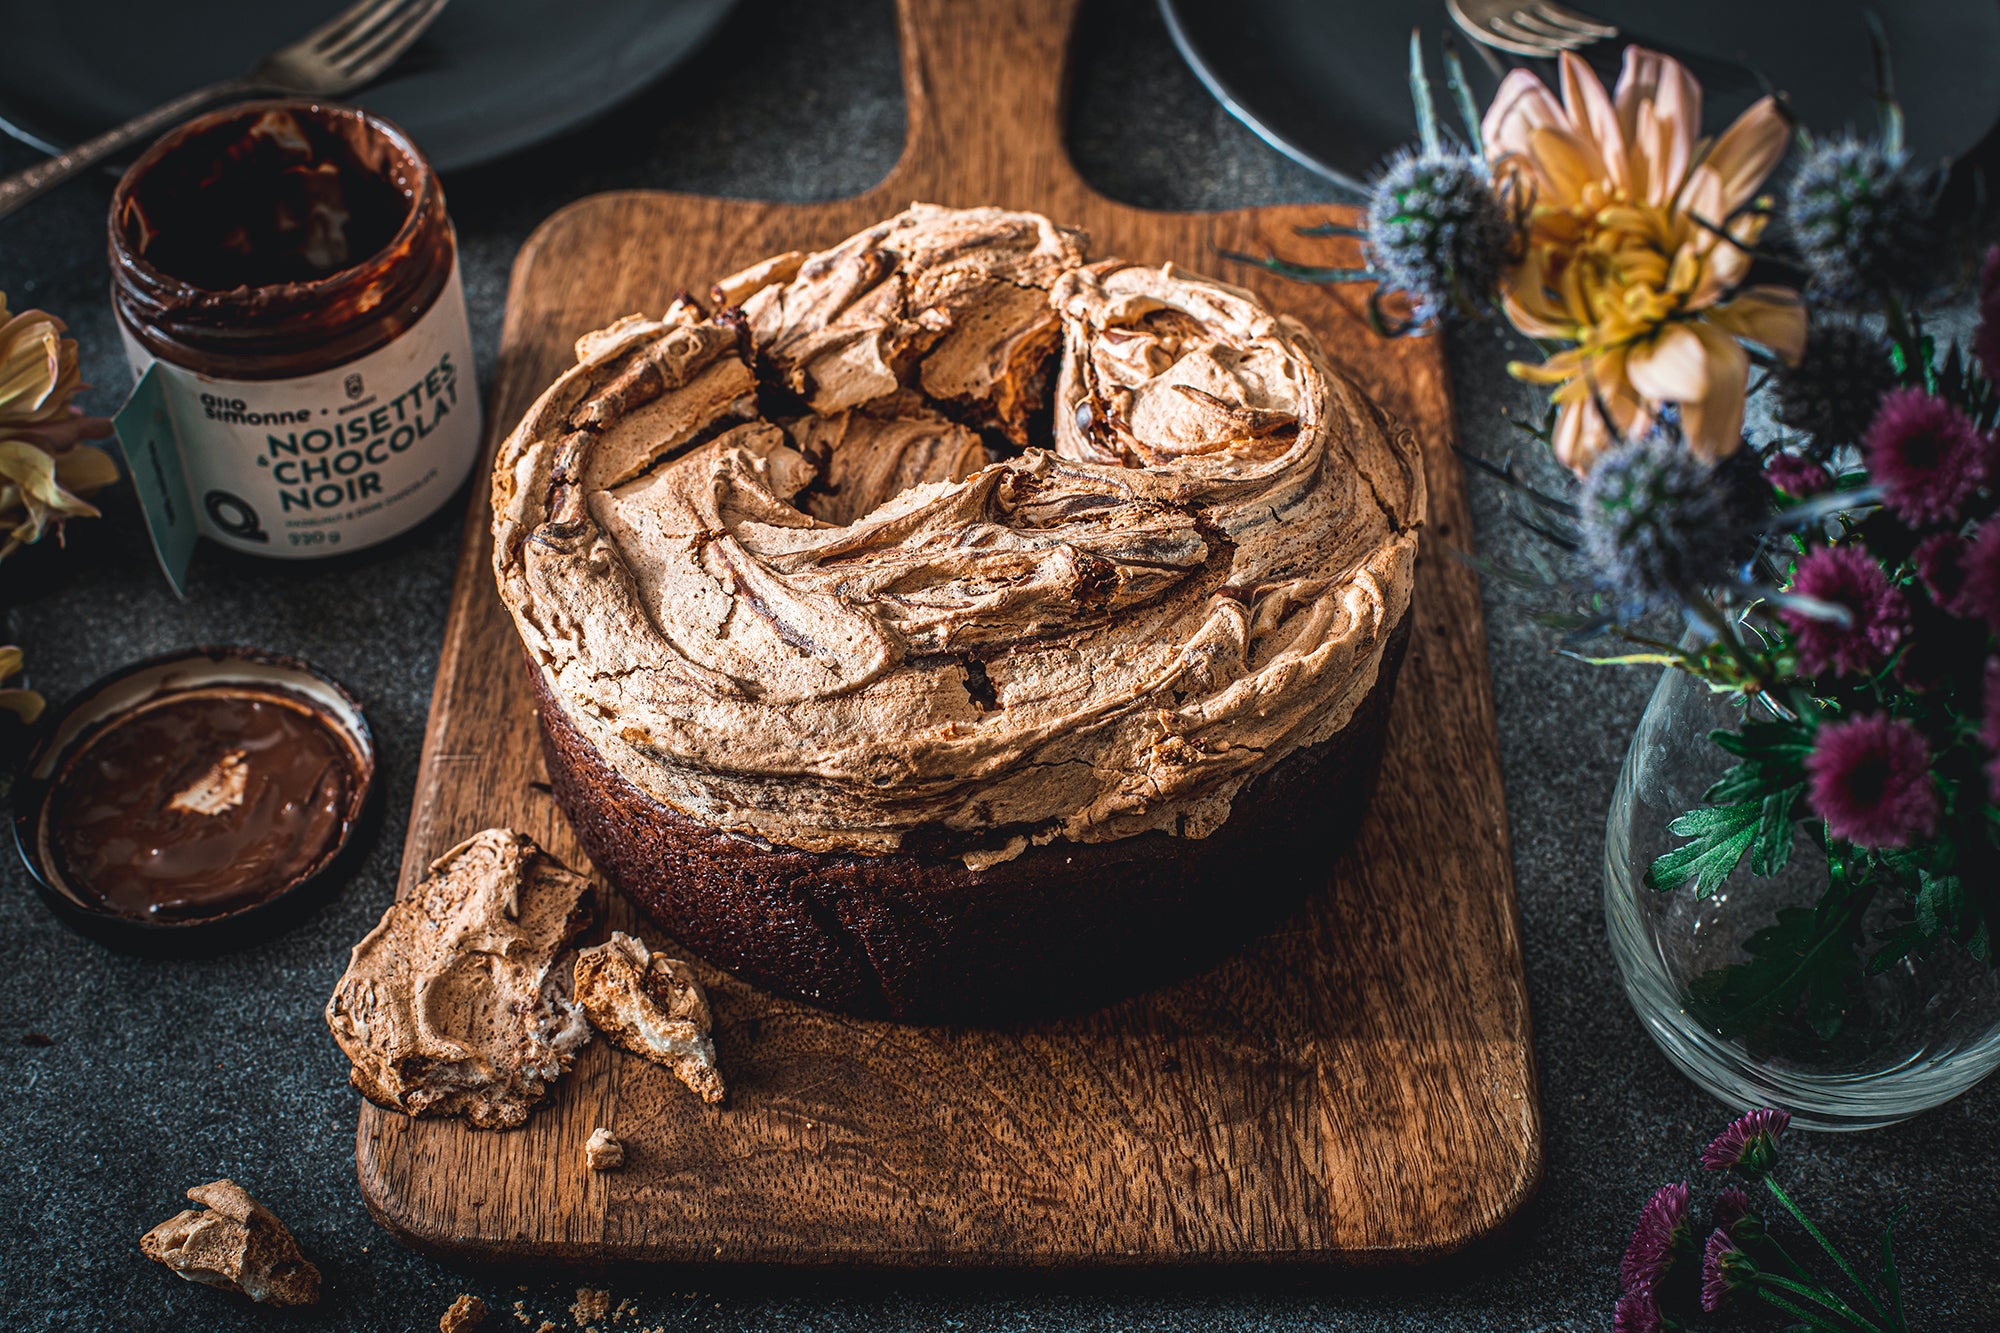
[356, 0, 1541, 1266]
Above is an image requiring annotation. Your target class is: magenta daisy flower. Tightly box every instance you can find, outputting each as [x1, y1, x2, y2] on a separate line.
[1701, 1107, 1791, 1175]
[1782, 545, 1908, 677]
[1912, 531, 1972, 614]
[1701, 1228, 1751, 1312]
[1978, 245, 2000, 387]
[1807, 714, 1940, 847]
[1764, 450, 1831, 498]
[1612, 1285, 1663, 1333]
[1619, 1180, 1689, 1292]
[1863, 387, 1987, 525]
[1960, 521, 2000, 632]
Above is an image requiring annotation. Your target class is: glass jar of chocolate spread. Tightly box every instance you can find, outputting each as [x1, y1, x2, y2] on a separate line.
[109, 99, 479, 557]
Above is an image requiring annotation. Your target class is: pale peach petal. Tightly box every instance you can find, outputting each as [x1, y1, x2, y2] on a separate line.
[1697, 95, 1789, 215]
[1560, 52, 1625, 192]
[1707, 287, 1808, 363]
[1483, 69, 1567, 164]
[1614, 48, 1699, 199]
[1624, 322, 1711, 404]
[1551, 395, 1606, 473]
[1524, 125, 1607, 209]
[1676, 323, 1750, 459]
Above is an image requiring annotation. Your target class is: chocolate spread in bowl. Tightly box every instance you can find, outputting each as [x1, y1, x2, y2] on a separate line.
[46, 688, 364, 921]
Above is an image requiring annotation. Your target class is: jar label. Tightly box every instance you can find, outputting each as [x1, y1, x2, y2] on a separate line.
[117, 257, 481, 560]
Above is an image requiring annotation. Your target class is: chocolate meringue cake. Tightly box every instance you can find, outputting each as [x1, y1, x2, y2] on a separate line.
[492, 204, 1424, 1021]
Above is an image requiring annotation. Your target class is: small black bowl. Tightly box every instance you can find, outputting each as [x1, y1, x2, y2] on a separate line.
[12, 646, 380, 954]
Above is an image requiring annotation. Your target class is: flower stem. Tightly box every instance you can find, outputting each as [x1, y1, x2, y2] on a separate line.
[1765, 1177, 1896, 1327]
[1754, 1271, 1887, 1333]
[1756, 1284, 1874, 1333]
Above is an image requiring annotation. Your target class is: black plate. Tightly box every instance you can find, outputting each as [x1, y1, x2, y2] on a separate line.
[0, 0, 738, 172]
[1161, 0, 2000, 189]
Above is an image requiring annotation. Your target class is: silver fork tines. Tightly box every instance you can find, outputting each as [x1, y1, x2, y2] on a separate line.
[1448, 0, 1620, 58]
[0, 0, 450, 220]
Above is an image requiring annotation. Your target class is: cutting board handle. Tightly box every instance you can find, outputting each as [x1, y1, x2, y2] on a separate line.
[877, 0, 1089, 205]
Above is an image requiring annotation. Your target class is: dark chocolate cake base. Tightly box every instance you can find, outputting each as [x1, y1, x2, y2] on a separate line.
[535, 613, 1410, 1024]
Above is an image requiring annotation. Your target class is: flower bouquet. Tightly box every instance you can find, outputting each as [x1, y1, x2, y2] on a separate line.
[1235, 36, 2000, 1118]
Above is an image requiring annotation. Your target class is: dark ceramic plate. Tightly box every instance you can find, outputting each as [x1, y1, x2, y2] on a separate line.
[1160, 0, 2000, 189]
[0, 0, 738, 172]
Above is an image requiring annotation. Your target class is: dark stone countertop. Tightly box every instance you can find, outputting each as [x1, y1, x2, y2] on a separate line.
[1, 2, 1994, 1329]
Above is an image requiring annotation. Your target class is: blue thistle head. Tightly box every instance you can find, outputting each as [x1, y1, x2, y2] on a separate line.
[1579, 430, 1757, 612]
[1770, 320, 1898, 453]
[1783, 134, 1946, 308]
[1363, 147, 1516, 325]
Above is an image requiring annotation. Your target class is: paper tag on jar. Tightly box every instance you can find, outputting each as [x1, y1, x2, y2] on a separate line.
[114, 258, 480, 562]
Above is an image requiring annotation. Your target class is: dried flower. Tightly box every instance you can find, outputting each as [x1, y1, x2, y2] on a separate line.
[1701, 1107, 1790, 1175]
[1782, 545, 1908, 677]
[1700, 1227, 1751, 1311]
[1912, 531, 1972, 614]
[1785, 134, 1946, 309]
[1808, 713, 1940, 847]
[1364, 148, 1517, 325]
[1977, 245, 2000, 386]
[1486, 48, 1805, 471]
[1863, 387, 1987, 525]
[0, 437, 117, 560]
[1580, 431, 1750, 609]
[1611, 1286, 1663, 1333]
[1619, 1180, 1689, 1293]
[1763, 449, 1831, 497]
[1771, 320, 1899, 453]
[0, 644, 43, 725]
[1959, 520, 2000, 632]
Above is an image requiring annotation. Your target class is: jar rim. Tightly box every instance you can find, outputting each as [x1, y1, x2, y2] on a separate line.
[108, 98, 438, 316]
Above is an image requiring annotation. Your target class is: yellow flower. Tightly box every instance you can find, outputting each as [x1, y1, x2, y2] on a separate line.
[1484, 49, 1807, 472]
[0, 294, 113, 450]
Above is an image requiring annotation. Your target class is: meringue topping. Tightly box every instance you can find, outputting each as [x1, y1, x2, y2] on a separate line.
[492, 204, 1423, 857]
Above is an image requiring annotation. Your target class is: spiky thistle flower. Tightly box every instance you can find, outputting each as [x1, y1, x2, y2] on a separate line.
[1580, 431, 1754, 612]
[1364, 146, 1516, 325]
[1977, 245, 2000, 386]
[1783, 133, 1946, 309]
[1770, 320, 1899, 454]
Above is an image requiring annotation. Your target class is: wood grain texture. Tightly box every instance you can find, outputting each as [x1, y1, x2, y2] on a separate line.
[355, 0, 1541, 1266]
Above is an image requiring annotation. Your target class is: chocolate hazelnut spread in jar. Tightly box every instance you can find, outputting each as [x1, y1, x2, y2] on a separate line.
[109, 100, 479, 557]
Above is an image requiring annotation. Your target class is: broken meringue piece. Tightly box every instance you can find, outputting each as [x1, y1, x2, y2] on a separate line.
[584, 1127, 624, 1171]
[574, 931, 725, 1103]
[139, 1180, 320, 1307]
[325, 828, 596, 1129]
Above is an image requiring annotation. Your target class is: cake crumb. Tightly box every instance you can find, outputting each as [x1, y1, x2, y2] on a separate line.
[574, 933, 724, 1103]
[513, 1299, 530, 1324]
[572, 1288, 610, 1327]
[440, 1293, 488, 1332]
[585, 1127, 624, 1171]
[536, 1323, 557, 1333]
[139, 1180, 320, 1306]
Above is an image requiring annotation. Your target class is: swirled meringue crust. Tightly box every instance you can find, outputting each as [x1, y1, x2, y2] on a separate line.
[493, 204, 1423, 860]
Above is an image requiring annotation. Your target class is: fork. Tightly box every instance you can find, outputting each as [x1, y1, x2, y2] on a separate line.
[0, 0, 450, 221]
[1446, 0, 1619, 58]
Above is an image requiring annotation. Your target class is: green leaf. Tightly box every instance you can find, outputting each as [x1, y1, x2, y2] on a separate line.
[1880, 1204, 1907, 1331]
[1685, 894, 1869, 1042]
[1647, 800, 1762, 897]
[1750, 786, 1801, 878]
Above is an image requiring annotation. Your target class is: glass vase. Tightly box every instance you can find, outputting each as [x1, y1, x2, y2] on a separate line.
[1604, 665, 2000, 1129]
